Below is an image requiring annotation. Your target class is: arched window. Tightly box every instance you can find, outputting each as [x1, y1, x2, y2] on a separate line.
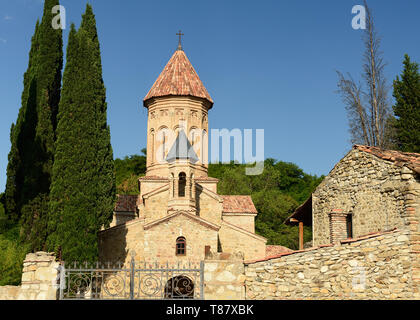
[176, 237, 186, 256]
[178, 172, 186, 197]
[150, 130, 155, 163]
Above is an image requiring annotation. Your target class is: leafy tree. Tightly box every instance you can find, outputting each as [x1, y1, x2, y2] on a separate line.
[392, 54, 420, 153]
[114, 149, 147, 191]
[0, 225, 29, 285]
[48, 5, 115, 263]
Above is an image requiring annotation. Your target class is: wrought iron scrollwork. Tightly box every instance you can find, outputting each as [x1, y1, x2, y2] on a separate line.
[59, 261, 203, 300]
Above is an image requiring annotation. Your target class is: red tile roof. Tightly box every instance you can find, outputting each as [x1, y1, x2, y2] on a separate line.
[221, 195, 258, 214]
[354, 145, 420, 174]
[114, 195, 138, 212]
[143, 49, 213, 105]
[265, 245, 293, 257]
[245, 228, 400, 264]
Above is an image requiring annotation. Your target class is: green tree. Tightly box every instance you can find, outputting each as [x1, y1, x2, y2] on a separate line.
[48, 5, 115, 263]
[79, 4, 116, 232]
[115, 149, 146, 194]
[18, 0, 63, 252]
[4, 21, 40, 224]
[392, 54, 420, 153]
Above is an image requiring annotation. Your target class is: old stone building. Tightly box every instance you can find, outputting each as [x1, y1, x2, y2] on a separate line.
[240, 144, 420, 299]
[286, 145, 420, 248]
[98, 43, 267, 265]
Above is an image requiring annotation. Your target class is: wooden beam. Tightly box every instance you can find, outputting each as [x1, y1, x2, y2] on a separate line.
[299, 221, 304, 250]
[290, 218, 299, 223]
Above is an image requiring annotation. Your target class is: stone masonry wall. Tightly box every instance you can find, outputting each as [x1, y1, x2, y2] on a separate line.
[313, 149, 416, 246]
[0, 252, 59, 300]
[204, 252, 246, 300]
[244, 229, 418, 299]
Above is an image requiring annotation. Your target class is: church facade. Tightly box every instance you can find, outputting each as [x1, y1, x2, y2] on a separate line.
[99, 44, 267, 265]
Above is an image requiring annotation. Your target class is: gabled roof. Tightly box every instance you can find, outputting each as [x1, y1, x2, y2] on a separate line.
[354, 145, 420, 174]
[221, 195, 258, 214]
[114, 194, 138, 212]
[284, 145, 420, 226]
[144, 210, 220, 231]
[143, 49, 213, 106]
[165, 130, 199, 163]
[266, 245, 294, 257]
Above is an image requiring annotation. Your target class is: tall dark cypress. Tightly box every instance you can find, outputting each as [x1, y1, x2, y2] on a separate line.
[48, 4, 115, 263]
[4, 21, 40, 223]
[18, 0, 63, 251]
[392, 55, 420, 153]
[80, 5, 116, 232]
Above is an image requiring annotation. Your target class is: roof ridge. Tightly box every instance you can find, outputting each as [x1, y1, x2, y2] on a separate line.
[144, 49, 213, 105]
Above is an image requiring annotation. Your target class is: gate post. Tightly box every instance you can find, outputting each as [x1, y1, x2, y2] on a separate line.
[129, 251, 136, 300]
[59, 262, 65, 300]
[200, 260, 204, 300]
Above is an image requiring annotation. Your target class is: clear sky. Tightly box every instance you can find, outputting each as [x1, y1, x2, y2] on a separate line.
[0, 0, 419, 192]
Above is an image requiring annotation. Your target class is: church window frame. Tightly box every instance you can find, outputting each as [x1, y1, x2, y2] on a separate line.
[176, 236, 186, 256]
[178, 172, 186, 197]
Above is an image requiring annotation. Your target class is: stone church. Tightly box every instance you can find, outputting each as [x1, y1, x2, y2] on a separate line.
[99, 43, 267, 265]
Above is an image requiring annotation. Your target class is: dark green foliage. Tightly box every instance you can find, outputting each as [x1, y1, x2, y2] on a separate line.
[4, 21, 40, 224]
[47, 4, 115, 263]
[392, 55, 420, 153]
[0, 193, 6, 232]
[4, 0, 63, 254]
[19, 0, 63, 252]
[115, 149, 147, 194]
[0, 224, 30, 286]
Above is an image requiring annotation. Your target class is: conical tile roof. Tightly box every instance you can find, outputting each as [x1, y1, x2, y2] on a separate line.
[143, 49, 213, 105]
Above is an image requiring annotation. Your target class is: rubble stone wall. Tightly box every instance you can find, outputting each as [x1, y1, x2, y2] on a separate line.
[244, 229, 418, 299]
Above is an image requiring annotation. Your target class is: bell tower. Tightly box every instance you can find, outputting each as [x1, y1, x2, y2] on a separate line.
[143, 34, 213, 181]
[142, 33, 214, 212]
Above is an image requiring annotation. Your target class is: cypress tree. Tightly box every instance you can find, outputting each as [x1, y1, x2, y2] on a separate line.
[18, 0, 63, 251]
[80, 4, 116, 232]
[392, 54, 420, 153]
[4, 21, 40, 223]
[48, 4, 115, 263]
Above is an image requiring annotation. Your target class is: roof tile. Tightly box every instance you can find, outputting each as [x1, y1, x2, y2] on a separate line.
[354, 145, 420, 174]
[114, 195, 138, 212]
[144, 49, 213, 105]
[222, 195, 258, 214]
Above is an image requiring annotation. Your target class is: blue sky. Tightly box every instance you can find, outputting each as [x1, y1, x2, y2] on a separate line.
[0, 0, 419, 192]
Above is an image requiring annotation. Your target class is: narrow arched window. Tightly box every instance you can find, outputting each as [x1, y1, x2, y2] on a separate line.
[176, 237, 186, 256]
[150, 130, 155, 163]
[178, 172, 186, 197]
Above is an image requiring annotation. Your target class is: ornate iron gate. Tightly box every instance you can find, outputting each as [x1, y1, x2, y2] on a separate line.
[58, 256, 204, 300]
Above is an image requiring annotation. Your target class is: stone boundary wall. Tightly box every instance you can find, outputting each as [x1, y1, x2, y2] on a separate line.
[204, 252, 245, 300]
[244, 229, 418, 299]
[0, 286, 20, 300]
[0, 252, 59, 300]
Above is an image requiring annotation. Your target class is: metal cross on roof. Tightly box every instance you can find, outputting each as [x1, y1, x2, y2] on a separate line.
[176, 30, 184, 50]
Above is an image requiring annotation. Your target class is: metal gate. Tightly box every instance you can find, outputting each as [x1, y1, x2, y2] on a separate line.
[58, 256, 204, 300]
